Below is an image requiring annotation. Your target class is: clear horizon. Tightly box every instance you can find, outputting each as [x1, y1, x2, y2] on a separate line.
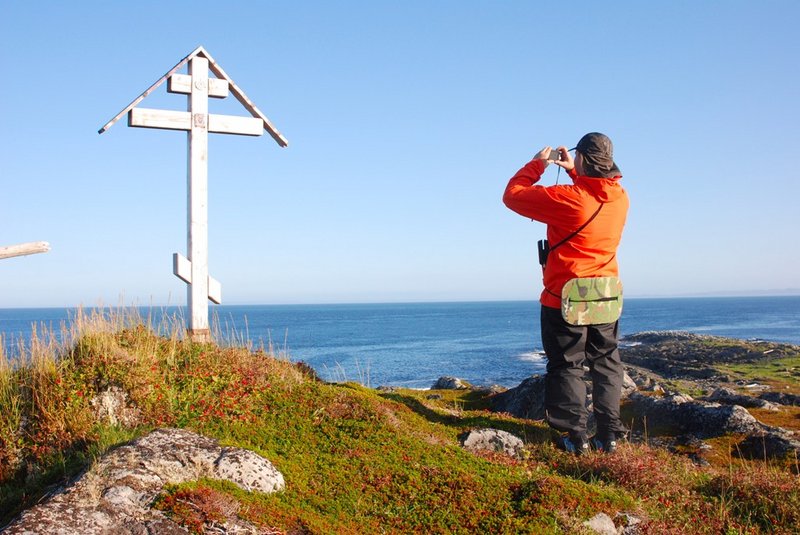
[2, 2, 799, 309]
[1, 291, 799, 311]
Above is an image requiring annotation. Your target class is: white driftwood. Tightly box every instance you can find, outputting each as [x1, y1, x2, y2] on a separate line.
[0, 241, 50, 260]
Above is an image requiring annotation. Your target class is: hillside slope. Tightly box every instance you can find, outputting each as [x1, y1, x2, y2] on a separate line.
[1, 314, 798, 533]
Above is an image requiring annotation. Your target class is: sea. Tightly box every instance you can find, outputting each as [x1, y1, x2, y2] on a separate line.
[1, 296, 798, 389]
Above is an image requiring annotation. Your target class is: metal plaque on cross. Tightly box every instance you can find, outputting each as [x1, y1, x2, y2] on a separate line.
[99, 46, 287, 341]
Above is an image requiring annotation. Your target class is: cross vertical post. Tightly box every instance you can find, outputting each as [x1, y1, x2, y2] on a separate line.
[187, 56, 211, 340]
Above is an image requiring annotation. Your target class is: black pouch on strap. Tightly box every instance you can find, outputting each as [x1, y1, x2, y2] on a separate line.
[537, 239, 550, 267]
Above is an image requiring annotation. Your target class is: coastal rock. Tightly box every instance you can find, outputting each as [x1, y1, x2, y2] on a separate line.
[459, 428, 525, 459]
[625, 367, 655, 389]
[490, 375, 546, 420]
[759, 391, 800, 407]
[215, 447, 285, 494]
[622, 371, 639, 398]
[628, 392, 763, 437]
[491, 371, 637, 421]
[3, 428, 284, 534]
[737, 428, 800, 461]
[432, 376, 471, 390]
[705, 387, 780, 411]
[620, 331, 800, 380]
[476, 384, 507, 396]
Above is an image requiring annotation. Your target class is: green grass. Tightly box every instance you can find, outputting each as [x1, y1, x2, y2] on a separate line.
[1, 309, 799, 533]
[715, 355, 800, 393]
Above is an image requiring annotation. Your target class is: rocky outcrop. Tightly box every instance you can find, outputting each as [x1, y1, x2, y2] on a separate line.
[628, 392, 763, 436]
[490, 375, 547, 420]
[759, 391, 800, 406]
[704, 387, 780, 410]
[489, 371, 637, 421]
[4, 428, 284, 534]
[431, 376, 472, 390]
[620, 331, 798, 380]
[614, 332, 800, 461]
[471, 331, 800, 462]
[737, 428, 800, 461]
[459, 428, 525, 459]
[627, 390, 800, 459]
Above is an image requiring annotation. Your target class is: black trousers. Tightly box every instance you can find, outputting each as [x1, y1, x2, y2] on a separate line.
[540, 305, 626, 439]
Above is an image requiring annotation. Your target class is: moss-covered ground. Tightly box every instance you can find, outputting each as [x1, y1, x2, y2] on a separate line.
[1, 311, 798, 533]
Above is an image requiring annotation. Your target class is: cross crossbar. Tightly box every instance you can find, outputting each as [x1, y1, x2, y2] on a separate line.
[129, 108, 264, 136]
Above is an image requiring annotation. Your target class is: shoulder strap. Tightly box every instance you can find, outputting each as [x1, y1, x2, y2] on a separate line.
[548, 202, 604, 254]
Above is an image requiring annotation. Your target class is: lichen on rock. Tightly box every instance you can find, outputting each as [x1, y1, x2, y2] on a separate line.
[3, 427, 284, 534]
[459, 428, 525, 459]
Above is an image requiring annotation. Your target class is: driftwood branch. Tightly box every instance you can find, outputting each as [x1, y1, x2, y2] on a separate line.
[0, 241, 50, 260]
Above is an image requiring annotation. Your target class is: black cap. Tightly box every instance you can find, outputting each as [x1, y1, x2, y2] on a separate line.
[571, 132, 621, 178]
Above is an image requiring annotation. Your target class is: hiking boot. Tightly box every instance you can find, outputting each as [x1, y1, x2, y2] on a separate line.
[590, 431, 626, 453]
[556, 434, 590, 456]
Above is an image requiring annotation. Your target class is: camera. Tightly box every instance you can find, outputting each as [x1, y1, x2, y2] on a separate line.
[547, 148, 561, 161]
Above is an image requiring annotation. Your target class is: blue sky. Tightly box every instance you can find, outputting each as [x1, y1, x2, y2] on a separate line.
[1, 1, 799, 308]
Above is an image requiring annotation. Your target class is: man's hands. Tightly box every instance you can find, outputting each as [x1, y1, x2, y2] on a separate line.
[534, 146, 574, 172]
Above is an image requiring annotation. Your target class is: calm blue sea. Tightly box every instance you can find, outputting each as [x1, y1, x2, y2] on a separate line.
[1, 297, 798, 388]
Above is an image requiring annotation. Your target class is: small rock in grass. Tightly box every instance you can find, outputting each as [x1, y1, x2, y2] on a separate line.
[459, 428, 525, 459]
[583, 512, 617, 535]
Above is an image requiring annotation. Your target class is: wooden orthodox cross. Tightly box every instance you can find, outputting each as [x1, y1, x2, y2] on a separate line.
[99, 46, 287, 341]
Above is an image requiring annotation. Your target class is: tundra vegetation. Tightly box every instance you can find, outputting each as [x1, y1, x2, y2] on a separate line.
[0, 309, 798, 534]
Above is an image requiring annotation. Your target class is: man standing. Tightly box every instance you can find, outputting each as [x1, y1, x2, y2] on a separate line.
[503, 132, 629, 454]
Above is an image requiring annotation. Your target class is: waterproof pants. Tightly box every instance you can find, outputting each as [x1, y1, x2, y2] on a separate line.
[540, 305, 626, 440]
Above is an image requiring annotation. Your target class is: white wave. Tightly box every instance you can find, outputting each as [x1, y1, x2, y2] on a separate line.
[518, 351, 546, 362]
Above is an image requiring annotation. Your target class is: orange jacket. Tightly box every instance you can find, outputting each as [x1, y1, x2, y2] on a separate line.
[503, 158, 629, 309]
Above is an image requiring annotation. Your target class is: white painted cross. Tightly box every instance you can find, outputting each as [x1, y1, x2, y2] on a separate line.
[99, 46, 287, 341]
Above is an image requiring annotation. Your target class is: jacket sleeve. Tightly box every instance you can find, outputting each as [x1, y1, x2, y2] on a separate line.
[503, 159, 579, 226]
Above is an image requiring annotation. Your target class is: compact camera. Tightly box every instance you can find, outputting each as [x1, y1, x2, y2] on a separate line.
[547, 148, 561, 161]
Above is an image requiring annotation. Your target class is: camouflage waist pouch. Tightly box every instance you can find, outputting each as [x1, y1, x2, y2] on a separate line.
[561, 277, 623, 326]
